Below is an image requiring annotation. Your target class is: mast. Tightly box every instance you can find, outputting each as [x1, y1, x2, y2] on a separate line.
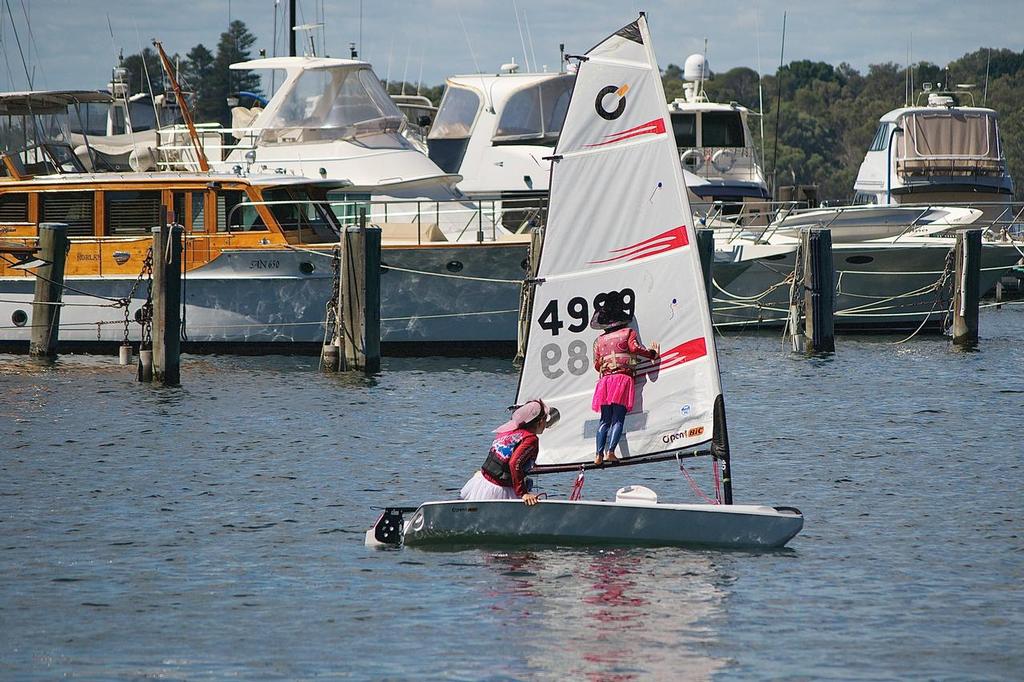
[152, 40, 210, 172]
[289, 0, 297, 57]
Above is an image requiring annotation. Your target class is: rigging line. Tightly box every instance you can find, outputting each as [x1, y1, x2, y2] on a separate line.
[523, 7, 538, 74]
[754, 0, 766, 170]
[512, 0, 530, 72]
[0, 298, 114, 308]
[133, 20, 161, 133]
[455, 2, 490, 111]
[18, 0, 43, 88]
[381, 308, 518, 322]
[0, 256, 125, 303]
[770, 11, 786, 199]
[4, 0, 31, 89]
[379, 263, 520, 284]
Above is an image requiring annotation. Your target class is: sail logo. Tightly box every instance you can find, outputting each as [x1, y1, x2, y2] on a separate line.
[584, 117, 666, 148]
[662, 426, 705, 445]
[635, 337, 708, 377]
[588, 225, 689, 264]
[595, 84, 629, 120]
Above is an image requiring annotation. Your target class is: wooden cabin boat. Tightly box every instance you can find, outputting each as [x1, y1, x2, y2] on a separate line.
[0, 169, 528, 351]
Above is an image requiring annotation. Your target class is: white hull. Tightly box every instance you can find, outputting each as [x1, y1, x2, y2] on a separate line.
[0, 243, 527, 348]
[378, 499, 803, 549]
[712, 240, 1022, 330]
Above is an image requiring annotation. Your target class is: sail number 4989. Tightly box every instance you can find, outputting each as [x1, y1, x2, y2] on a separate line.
[535, 288, 636, 378]
[536, 288, 635, 336]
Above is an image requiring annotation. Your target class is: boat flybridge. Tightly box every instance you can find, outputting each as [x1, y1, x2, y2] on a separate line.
[427, 63, 574, 206]
[367, 14, 803, 550]
[156, 56, 526, 245]
[668, 53, 769, 217]
[852, 85, 1014, 222]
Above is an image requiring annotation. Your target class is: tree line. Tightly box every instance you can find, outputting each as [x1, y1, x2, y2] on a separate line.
[120, 22, 1022, 202]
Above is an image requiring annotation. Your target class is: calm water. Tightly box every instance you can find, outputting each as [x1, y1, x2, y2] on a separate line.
[2, 308, 1022, 680]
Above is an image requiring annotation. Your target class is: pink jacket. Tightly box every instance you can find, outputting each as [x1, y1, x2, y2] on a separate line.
[593, 327, 658, 377]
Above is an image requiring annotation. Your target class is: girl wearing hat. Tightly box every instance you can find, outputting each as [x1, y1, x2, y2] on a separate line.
[459, 399, 559, 505]
[591, 293, 659, 465]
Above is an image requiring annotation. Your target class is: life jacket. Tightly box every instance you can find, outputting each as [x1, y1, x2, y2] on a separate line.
[481, 428, 531, 486]
[594, 327, 636, 376]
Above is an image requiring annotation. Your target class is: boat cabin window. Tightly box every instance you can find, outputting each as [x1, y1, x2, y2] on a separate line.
[492, 76, 573, 144]
[261, 187, 338, 243]
[68, 102, 109, 136]
[427, 85, 481, 173]
[852, 191, 878, 205]
[868, 123, 891, 152]
[671, 113, 697, 148]
[0, 192, 28, 222]
[263, 66, 402, 140]
[191, 192, 206, 232]
[899, 111, 1001, 165]
[701, 111, 745, 147]
[105, 190, 162, 235]
[40, 191, 94, 237]
[429, 85, 481, 140]
[217, 190, 267, 232]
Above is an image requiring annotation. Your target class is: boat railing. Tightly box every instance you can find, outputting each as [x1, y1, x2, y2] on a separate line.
[155, 124, 261, 169]
[224, 196, 547, 246]
[695, 199, 1024, 244]
[678, 146, 764, 183]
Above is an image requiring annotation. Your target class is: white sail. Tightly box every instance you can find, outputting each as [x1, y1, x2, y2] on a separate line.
[517, 15, 723, 468]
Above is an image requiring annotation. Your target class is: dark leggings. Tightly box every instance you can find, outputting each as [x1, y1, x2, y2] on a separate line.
[596, 403, 627, 454]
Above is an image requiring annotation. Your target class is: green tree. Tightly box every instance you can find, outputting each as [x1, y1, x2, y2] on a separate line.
[180, 44, 218, 122]
[122, 48, 165, 96]
[204, 20, 263, 126]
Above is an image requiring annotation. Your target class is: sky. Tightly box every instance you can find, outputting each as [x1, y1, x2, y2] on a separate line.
[2, 0, 1022, 98]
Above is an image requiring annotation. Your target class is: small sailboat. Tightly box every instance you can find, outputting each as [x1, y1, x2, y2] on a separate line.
[367, 14, 803, 550]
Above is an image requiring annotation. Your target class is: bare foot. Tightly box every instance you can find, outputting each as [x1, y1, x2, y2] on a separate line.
[593, 453, 604, 466]
[604, 451, 619, 463]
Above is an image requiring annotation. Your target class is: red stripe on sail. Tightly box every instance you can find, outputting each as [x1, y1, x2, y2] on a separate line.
[589, 225, 689, 264]
[635, 337, 707, 377]
[584, 117, 667, 148]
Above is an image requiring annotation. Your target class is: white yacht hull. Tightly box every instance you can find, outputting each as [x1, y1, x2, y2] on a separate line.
[0, 242, 528, 349]
[370, 499, 803, 549]
[712, 241, 1022, 330]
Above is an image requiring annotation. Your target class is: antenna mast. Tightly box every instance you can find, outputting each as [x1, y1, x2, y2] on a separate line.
[153, 39, 209, 172]
[770, 11, 786, 200]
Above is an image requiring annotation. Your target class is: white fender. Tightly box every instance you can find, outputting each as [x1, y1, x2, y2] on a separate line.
[711, 148, 736, 173]
[680, 148, 703, 171]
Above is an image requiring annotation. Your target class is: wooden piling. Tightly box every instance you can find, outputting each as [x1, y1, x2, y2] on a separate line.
[952, 228, 982, 348]
[803, 228, 835, 353]
[696, 229, 714, 306]
[151, 211, 183, 385]
[29, 223, 69, 359]
[788, 237, 806, 354]
[338, 209, 382, 373]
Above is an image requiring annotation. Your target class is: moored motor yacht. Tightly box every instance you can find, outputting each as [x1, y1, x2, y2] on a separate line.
[0, 169, 527, 350]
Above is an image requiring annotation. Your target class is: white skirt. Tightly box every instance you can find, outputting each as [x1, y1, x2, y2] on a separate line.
[459, 471, 519, 501]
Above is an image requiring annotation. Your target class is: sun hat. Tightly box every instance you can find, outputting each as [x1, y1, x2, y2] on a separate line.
[589, 291, 633, 330]
[493, 399, 560, 433]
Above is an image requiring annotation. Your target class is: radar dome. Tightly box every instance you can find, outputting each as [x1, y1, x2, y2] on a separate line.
[683, 53, 710, 82]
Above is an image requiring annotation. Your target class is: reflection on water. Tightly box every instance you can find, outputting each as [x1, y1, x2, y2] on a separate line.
[479, 549, 728, 681]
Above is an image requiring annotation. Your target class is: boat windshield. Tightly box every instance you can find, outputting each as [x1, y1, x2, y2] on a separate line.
[260, 186, 340, 243]
[428, 85, 481, 140]
[701, 111, 745, 147]
[262, 66, 403, 141]
[492, 75, 573, 144]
